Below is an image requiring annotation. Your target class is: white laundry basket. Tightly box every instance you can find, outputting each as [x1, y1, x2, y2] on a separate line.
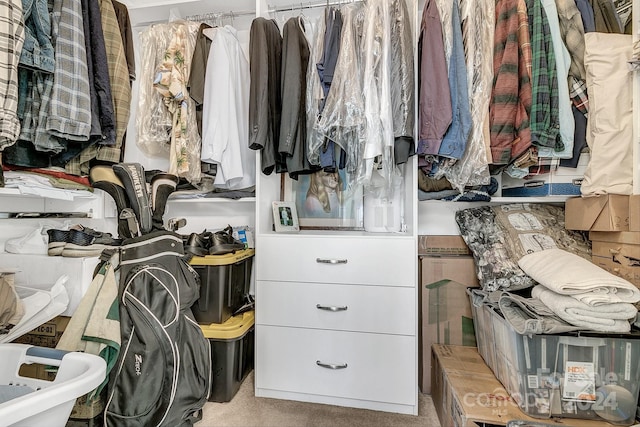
[0, 344, 106, 427]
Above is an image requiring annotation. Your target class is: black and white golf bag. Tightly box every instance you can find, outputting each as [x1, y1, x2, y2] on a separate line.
[91, 163, 211, 427]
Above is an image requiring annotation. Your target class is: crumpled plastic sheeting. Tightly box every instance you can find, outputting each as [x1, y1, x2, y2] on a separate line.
[305, 13, 326, 167]
[137, 21, 202, 185]
[435, 0, 492, 193]
[313, 3, 366, 175]
[358, 0, 396, 195]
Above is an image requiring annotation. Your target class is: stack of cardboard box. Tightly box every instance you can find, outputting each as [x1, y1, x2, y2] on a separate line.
[565, 194, 639, 287]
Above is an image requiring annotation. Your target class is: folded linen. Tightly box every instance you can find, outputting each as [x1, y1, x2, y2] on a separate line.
[518, 248, 640, 306]
[531, 285, 636, 333]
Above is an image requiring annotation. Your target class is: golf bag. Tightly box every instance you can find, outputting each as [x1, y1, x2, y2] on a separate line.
[93, 163, 211, 427]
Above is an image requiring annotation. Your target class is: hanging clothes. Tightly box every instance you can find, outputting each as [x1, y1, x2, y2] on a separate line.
[153, 21, 202, 184]
[526, 0, 560, 151]
[188, 23, 213, 138]
[490, 0, 532, 165]
[537, 0, 574, 160]
[111, 0, 136, 82]
[360, 0, 396, 189]
[248, 17, 283, 175]
[317, 8, 343, 172]
[65, 0, 132, 175]
[390, 0, 415, 165]
[0, 0, 25, 150]
[201, 25, 256, 190]
[436, 0, 493, 192]
[279, 17, 313, 179]
[575, 0, 597, 32]
[417, 0, 452, 157]
[438, 0, 472, 161]
[314, 2, 364, 174]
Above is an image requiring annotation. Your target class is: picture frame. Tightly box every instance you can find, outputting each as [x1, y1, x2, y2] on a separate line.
[280, 169, 364, 230]
[272, 201, 300, 233]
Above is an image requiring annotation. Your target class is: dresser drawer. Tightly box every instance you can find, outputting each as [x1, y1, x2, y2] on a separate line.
[256, 281, 415, 335]
[256, 235, 415, 286]
[255, 326, 416, 405]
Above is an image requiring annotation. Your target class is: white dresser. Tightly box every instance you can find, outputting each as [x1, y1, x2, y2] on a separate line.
[254, 232, 418, 415]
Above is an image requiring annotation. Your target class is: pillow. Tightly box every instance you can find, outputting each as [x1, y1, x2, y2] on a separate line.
[455, 203, 591, 292]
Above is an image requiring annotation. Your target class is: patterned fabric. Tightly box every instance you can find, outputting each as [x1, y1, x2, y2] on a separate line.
[490, 0, 532, 165]
[526, 0, 560, 150]
[555, 0, 586, 82]
[153, 23, 201, 182]
[45, 0, 92, 142]
[66, 0, 131, 175]
[456, 203, 591, 292]
[569, 76, 588, 115]
[0, 0, 25, 150]
[111, 0, 135, 81]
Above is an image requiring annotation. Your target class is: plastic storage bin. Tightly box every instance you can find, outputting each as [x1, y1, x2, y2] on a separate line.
[190, 249, 254, 324]
[0, 344, 106, 427]
[468, 291, 640, 425]
[200, 310, 254, 402]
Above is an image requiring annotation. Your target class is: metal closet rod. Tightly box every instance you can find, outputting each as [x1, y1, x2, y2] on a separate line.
[134, 0, 361, 28]
[267, 0, 361, 13]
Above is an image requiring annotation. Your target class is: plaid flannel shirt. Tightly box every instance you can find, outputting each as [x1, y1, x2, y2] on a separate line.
[527, 0, 561, 150]
[0, 0, 25, 150]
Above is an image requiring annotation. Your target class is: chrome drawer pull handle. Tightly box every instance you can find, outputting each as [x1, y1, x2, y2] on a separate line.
[316, 258, 348, 265]
[316, 361, 348, 370]
[316, 304, 348, 312]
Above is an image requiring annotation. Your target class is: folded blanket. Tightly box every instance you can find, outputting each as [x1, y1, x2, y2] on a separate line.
[519, 248, 640, 306]
[531, 285, 636, 333]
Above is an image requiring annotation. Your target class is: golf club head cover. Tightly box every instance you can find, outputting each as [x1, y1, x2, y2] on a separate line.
[113, 163, 153, 235]
[89, 166, 132, 239]
[150, 173, 179, 230]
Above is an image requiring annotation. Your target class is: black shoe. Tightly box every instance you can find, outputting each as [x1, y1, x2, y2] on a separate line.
[209, 225, 246, 255]
[184, 231, 212, 257]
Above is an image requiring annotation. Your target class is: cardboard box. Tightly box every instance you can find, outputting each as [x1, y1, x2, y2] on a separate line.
[418, 235, 479, 394]
[590, 231, 640, 286]
[565, 195, 630, 231]
[500, 154, 588, 197]
[431, 344, 621, 427]
[630, 195, 640, 232]
[12, 315, 70, 348]
[418, 235, 472, 256]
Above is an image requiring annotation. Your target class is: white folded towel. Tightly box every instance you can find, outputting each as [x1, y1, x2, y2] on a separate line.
[531, 285, 636, 333]
[518, 248, 640, 306]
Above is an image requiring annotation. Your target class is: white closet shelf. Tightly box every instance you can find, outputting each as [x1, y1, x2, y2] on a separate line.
[0, 189, 106, 218]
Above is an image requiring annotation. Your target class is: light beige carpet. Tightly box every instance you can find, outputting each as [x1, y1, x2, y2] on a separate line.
[199, 371, 442, 427]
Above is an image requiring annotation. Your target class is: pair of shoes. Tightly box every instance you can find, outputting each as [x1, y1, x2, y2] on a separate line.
[47, 226, 121, 257]
[184, 230, 212, 257]
[209, 225, 246, 256]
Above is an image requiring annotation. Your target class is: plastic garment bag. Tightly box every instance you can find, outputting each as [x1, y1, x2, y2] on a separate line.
[435, 0, 492, 192]
[358, 0, 399, 196]
[137, 21, 202, 184]
[305, 13, 326, 167]
[313, 3, 366, 174]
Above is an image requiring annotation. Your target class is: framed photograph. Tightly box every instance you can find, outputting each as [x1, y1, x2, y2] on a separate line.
[281, 169, 364, 230]
[272, 201, 300, 233]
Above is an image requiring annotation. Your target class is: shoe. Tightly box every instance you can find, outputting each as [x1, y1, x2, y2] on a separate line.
[47, 228, 71, 256]
[61, 227, 122, 257]
[184, 230, 212, 257]
[6, 228, 48, 255]
[209, 225, 246, 256]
